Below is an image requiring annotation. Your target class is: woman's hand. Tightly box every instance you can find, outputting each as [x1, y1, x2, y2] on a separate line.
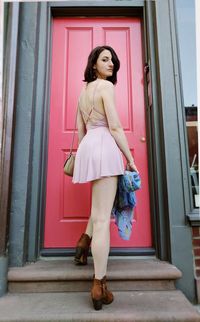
[126, 161, 139, 173]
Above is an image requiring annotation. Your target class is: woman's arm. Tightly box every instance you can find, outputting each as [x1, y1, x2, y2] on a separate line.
[101, 81, 138, 172]
[77, 106, 86, 144]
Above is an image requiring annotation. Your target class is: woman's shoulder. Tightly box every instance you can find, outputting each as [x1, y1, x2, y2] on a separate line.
[81, 79, 114, 88]
[96, 80, 114, 95]
[98, 79, 114, 88]
[78, 80, 114, 99]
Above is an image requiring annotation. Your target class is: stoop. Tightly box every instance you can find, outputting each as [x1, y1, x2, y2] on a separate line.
[8, 258, 182, 293]
[0, 258, 199, 322]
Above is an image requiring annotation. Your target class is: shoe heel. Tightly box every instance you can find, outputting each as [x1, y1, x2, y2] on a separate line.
[92, 299, 102, 310]
[75, 247, 82, 259]
[74, 247, 87, 265]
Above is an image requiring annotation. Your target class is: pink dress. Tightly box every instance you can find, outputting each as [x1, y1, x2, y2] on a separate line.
[72, 89, 124, 184]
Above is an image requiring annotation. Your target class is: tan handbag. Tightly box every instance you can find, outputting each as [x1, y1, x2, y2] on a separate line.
[63, 153, 75, 176]
[63, 106, 78, 177]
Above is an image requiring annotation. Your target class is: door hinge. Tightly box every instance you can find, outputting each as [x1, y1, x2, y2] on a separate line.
[144, 62, 153, 108]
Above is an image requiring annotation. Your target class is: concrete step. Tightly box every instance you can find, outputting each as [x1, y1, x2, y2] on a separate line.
[8, 258, 182, 293]
[0, 290, 199, 321]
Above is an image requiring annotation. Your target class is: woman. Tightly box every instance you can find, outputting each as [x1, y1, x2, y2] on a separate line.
[72, 45, 138, 310]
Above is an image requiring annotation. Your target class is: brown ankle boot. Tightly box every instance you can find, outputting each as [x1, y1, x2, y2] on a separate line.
[91, 275, 114, 310]
[74, 233, 91, 265]
[91, 277, 103, 310]
[101, 276, 114, 304]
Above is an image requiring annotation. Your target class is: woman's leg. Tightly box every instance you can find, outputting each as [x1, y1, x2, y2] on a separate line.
[90, 176, 118, 279]
[85, 216, 93, 239]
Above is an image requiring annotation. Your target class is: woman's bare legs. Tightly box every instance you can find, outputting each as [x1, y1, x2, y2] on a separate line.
[90, 176, 118, 279]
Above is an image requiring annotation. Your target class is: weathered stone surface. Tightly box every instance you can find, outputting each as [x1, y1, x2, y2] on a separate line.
[0, 290, 199, 322]
[8, 258, 182, 293]
[8, 279, 175, 293]
[8, 258, 182, 281]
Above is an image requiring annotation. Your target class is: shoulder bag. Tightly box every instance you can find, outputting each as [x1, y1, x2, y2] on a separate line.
[63, 106, 78, 177]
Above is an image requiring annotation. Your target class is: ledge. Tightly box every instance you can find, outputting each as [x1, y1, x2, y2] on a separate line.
[49, 0, 145, 8]
[187, 211, 200, 226]
[8, 258, 182, 282]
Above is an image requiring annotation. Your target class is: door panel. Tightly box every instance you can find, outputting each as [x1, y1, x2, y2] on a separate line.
[44, 17, 152, 248]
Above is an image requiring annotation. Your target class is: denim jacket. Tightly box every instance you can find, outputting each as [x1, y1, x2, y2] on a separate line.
[111, 171, 141, 240]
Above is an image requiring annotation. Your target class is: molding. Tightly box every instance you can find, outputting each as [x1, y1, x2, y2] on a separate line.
[38, 3, 54, 257]
[0, 3, 19, 255]
[27, 3, 51, 262]
[40, 247, 155, 257]
[51, 7, 143, 17]
[144, 0, 171, 261]
[8, 2, 40, 267]
[49, 0, 145, 8]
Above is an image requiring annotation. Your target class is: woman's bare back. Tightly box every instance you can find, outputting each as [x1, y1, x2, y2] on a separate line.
[78, 80, 108, 123]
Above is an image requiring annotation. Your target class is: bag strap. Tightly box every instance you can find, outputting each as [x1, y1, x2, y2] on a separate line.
[69, 101, 79, 155]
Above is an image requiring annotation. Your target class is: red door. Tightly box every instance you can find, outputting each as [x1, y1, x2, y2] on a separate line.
[44, 17, 152, 249]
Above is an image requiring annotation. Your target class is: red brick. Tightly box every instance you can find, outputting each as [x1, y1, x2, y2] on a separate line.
[195, 259, 200, 267]
[196, 269, 200, 277]
[192, 227, 200, 237]
[193, 239, 200, 247]
[194, 248, 200, 256]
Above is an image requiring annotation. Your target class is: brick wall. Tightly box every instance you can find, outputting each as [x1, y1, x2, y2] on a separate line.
[192, 226, 200, 303]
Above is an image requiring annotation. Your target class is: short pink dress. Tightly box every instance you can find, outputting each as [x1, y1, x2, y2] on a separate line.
[72, 89, 124, 184]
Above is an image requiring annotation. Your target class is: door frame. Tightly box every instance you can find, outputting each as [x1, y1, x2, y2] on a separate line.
[25, 0, 167, 260]
[35, 1, 163, 258]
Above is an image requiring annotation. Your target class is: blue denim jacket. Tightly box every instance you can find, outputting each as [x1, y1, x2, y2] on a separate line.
[111, 171, 141, 240]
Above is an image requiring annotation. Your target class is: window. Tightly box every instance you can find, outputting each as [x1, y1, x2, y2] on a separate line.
[175, 0, 199, 208]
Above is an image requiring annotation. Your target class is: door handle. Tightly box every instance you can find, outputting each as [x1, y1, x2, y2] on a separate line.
[140, 137, 146, 142]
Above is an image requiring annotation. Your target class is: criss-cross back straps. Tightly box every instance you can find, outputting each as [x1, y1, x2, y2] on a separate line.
[68, 81, 100, 155]
[84, 81, 100, 124]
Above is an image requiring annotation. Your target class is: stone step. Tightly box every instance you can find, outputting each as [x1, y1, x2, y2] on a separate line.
[8, 258, 182, 293]
[0, 290, 199, 321]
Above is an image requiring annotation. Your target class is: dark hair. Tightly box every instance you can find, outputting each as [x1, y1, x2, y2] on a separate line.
[83, 46, 120, 84]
